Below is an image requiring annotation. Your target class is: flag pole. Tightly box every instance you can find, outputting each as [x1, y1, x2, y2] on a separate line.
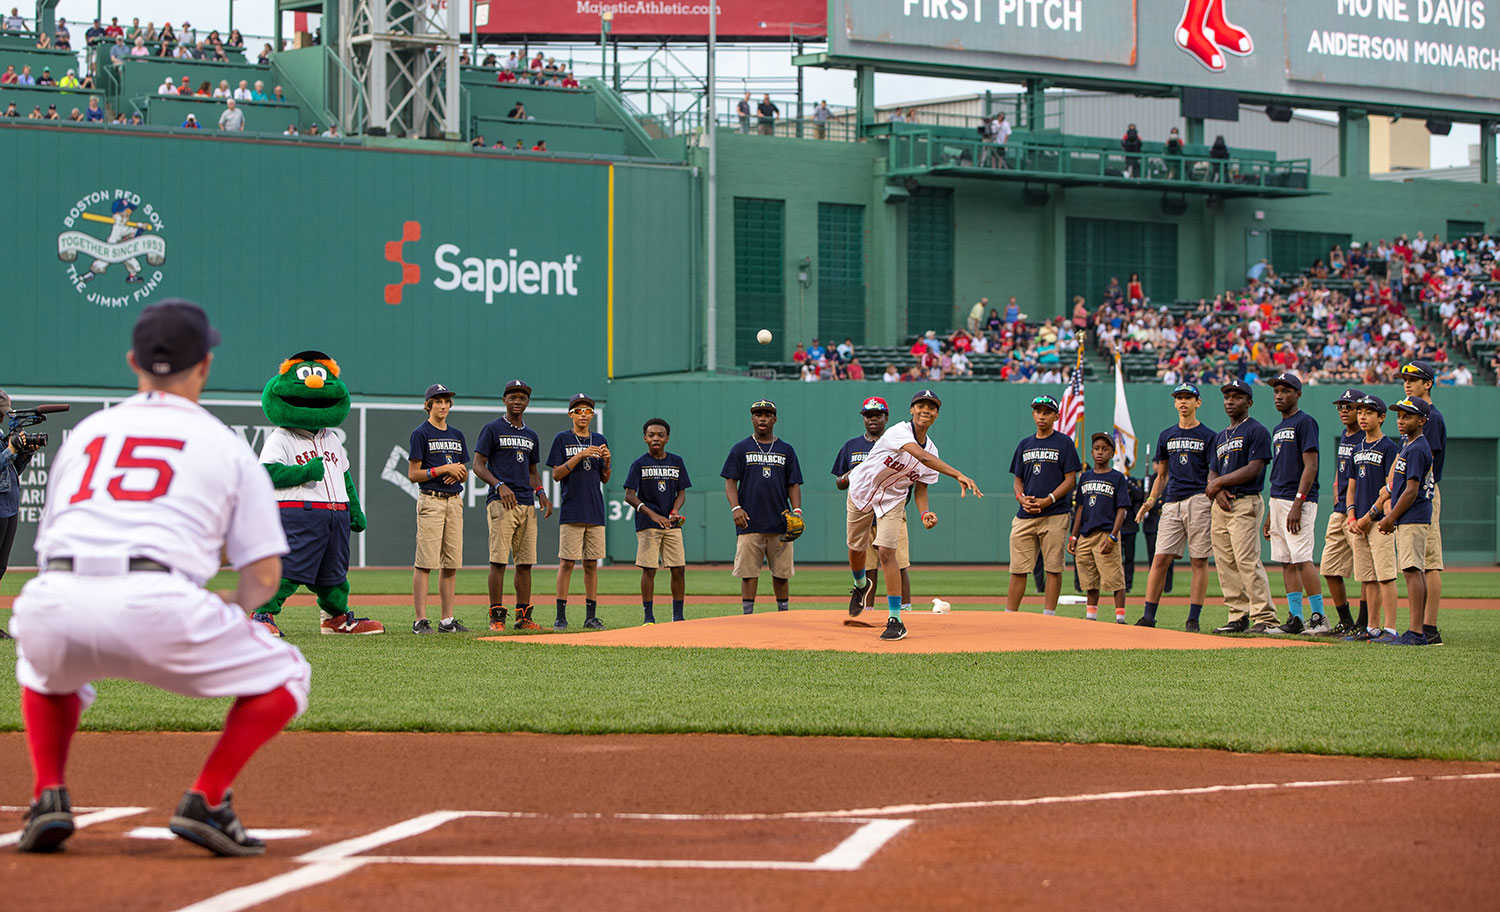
[1074, 331, 1087, 452]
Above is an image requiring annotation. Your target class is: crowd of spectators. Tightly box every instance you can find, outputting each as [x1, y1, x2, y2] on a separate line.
[1088, 232, 1498, 387]
[468, 50, 579, 88]
[790, 338, 868, 382]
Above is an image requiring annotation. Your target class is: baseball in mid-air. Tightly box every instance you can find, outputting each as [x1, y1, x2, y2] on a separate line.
[757, 329, 773, 345]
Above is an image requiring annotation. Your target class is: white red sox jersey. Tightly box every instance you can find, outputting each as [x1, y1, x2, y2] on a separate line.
[259, 427, 349, 503]
[35, 391, 288, 586]
[846, 421, 939, 517]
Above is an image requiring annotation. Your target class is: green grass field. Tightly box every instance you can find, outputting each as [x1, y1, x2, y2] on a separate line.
[1, 568, 1495, 761]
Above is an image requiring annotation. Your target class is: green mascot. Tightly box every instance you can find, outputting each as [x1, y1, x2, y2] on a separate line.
[250, 350, 385, 636]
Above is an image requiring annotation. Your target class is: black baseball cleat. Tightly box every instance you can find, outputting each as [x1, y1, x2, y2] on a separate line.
[412, 618, 434, 635]
[17, 786, 74, 853]
[583, 617, 606, 630]
[1134, 617, 1156, 628]
[1426, 628, 1444, 646]
[437, 618, 469, 633]
[1266, 615, 1304, 636]
[879, 617, 908, 641]
[1184, 619, 1200, 633]
[848, 579, 872, 617]
[1247, 620, 1280, 634]
[169, 790, 265, 857]
[1213, 617, 1249, 634]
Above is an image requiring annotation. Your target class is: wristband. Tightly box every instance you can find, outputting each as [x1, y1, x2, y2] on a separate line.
[535, 486, 544, 493]
[1295, 492, 1307, 501]
[1069, 535, 1077, 541]
[1108, 533, 1119, 542]
[427, 467, 436, 480]
[732, 505, 746, 514]
[1047, 493, 1056, 505]
[792, 508, 802, 516]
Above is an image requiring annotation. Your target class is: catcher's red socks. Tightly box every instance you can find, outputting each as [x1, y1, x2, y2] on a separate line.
[192, 686, 298, 806]
[22, 687, 82, 799]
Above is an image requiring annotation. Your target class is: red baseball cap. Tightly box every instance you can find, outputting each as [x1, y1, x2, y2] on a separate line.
[860, 396, 889, 414]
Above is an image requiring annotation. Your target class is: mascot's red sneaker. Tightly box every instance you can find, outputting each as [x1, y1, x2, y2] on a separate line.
[320, 612, 386, 635]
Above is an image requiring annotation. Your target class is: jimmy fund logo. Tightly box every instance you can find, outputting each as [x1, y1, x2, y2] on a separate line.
[58, 189, 167, 307]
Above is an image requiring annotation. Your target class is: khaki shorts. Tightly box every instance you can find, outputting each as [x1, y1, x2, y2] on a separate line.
[1349, 524, 1398, 582]
[846, 499, 910, 555]
[733, 532, 795, 579]
[1009, 513, 1069, 574]
[1395, 523, 1430, 572]
[1426, 485, 1444, 571]
[486, 501, 538, 565]
[559, 523, 605, 561]
[415, 492, 464, 570]
[1267, 497, 1318, 564]
[1156, 494, 1212, 559]
[636, 527, 686, 569]
[864, 514, 911, 571]
[1319, 510, 1354, 579]
[1075, 530, 1125, 592]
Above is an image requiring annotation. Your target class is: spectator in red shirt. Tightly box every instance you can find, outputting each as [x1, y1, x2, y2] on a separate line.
[104, 17, 123, 37]
[791, 343, 808, 363]
[847, 359, 865, 380]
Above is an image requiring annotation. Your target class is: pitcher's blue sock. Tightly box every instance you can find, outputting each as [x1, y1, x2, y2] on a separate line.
[672, 599, 684, 622]
[642, 600, 654, 624]
[888, 595, 903, 620]
[742, 600, 754, 615]
[1286, 591, 1304, 620]
[852, 569, 866, 586]
[1188, 603, 1203, 622]
[1308, 593, 1324, 617]
[1143, 601, 1159, 622]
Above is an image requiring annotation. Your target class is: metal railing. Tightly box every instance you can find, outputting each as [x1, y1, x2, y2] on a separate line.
[886, 131, 1313, 190]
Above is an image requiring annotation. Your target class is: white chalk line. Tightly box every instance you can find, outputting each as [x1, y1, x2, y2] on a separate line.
[173, 812, 912, 912]
[0, 805, 149, 848]
[126, 827, 312, 841]
[158, 770, 1499, 912]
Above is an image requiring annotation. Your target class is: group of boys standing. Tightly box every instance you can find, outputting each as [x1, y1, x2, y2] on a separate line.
[1001, 359, 1446, 645]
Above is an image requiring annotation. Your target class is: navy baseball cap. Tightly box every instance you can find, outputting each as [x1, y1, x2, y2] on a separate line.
[568, 393, 596, 410]
[1355, 394, 1387, 414]
[1090, 431, 1115, 449]
[1171, 382, 1201, 398]
[132, 299, 220, 376]
[424, 382, 455, 400]
[1221, 377, 1254, 398]
[504, 379, 532, 397]
[1269, 372, 1303, 392]
[910, 389, 942, 408]
[860, 396, 889, 413]
[1334, 387, 1366, 405]
[1399, 361, 1435, 382]
[1391, 396, 1431, 418]
[1031, 395, 1060, 412]
[749, 398, 776, 414]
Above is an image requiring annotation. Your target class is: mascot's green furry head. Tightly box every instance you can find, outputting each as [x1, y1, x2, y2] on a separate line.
[262, 349, 351, 430]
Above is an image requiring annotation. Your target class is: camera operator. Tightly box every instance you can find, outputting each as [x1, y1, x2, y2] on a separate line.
[0, 389, 40, 639]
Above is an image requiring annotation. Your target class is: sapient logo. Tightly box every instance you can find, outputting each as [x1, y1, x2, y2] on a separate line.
[384, 220, 583, 305]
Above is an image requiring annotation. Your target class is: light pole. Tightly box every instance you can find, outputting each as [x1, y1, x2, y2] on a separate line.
[600, 11, 613, 82]
[705, 0, 717, 371]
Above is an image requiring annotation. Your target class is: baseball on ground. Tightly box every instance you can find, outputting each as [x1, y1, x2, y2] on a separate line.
[757, 329, 773, 345]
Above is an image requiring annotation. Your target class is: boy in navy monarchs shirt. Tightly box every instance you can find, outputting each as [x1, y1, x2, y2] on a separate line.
[834, 397, 911, 617]
[623, 418, 691, 624]
[547, 393, 609, 630]
[1318, 388, 1367, 636]
[473, 379, 553, 632]
[1137, 383, 1217, 631]
[1376, 397, 1436, 645]
[1399, 360, 1446, 645]
[1343, 395, 1399, 642]
[722, 400, 803, 614]
[1262, 373, 1323, 636]
[1069, 433, 1131, 623]
[407, 383, 469, 635]
[1207, 378, 1279, 634]
[1006, 395, 1082, 616]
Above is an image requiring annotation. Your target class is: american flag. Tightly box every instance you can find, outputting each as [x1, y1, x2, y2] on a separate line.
[1057, 360, 1085, 446]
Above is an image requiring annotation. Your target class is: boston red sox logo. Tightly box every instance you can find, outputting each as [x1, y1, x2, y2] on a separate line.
[1175, 0, 1253, 72]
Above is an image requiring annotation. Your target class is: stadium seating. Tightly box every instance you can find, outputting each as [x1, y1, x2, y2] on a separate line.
[139, 92, 299, 132]
[471, 115, 626, 156]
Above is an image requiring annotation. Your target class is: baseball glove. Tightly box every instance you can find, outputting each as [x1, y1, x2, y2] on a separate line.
[780, 510, 804, 542]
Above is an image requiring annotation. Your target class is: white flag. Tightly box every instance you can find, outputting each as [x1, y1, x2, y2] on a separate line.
[1112, 356, 1137, 474]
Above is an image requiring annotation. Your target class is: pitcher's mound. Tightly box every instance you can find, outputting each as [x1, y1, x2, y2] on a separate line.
[479, 609, 1324, 654]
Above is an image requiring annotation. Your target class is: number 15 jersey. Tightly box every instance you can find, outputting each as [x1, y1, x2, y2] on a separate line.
[36, 391, 288, 586]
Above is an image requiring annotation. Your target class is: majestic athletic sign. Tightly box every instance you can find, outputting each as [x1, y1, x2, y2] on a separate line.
[831, 0, 1500, 116]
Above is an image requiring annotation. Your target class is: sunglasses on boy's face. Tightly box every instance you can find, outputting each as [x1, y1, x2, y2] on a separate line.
[569, 407, 594, 415]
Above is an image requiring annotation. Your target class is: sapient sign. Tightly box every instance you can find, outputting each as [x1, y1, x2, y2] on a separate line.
[382, 219, 584, 306]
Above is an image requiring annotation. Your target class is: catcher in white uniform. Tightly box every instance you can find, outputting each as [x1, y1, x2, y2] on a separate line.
[844, 389, 982, 641]
[10, 299, 310, 857]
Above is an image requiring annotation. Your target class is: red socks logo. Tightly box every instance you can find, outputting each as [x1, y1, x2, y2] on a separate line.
[384, 220, 421, 305]
[1175, 0, 1253, 72]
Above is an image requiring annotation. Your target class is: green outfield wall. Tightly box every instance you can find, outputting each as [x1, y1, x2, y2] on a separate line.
[0, 123, 699, 398]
